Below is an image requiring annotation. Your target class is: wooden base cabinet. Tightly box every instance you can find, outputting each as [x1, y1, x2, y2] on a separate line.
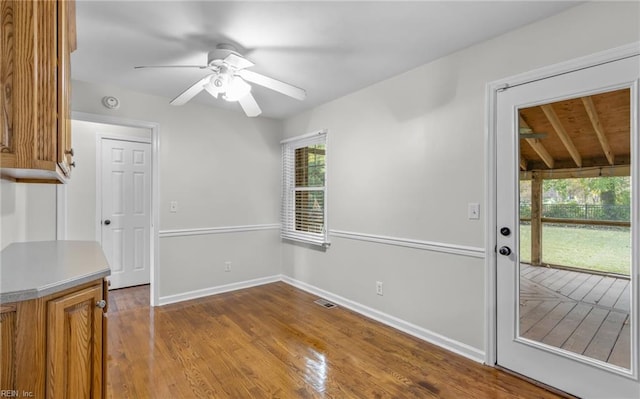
[0, 303, 19, 391]
[0, 279, 107, 398]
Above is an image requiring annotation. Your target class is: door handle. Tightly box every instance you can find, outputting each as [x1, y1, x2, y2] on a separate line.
[499, 246, 512, 256]
[104, 219, 111, 225]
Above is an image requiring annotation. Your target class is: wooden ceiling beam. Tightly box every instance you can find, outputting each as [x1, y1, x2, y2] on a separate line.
[519, 115, 554, 169]
[524, 139, 555, 169]
[520, 164, 630, 180]
[526, 154, 630, 172]
[541, 104, 582, 168]
[581, 96, 615, 165]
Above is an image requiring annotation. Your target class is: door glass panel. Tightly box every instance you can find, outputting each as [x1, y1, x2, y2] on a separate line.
[517, 88, 632, 370]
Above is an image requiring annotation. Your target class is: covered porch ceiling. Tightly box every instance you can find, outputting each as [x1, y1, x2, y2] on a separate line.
[518, 88, 632, 269]
[519, 88, 630, 179]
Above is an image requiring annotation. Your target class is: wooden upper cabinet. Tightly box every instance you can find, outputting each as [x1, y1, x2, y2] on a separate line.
[0, 0, 76, 183]
[57, 0, 76, 178]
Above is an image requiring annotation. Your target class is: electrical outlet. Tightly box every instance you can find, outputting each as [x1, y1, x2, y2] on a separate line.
[224, 261, 231, 272]
[376, 281, 383, 296]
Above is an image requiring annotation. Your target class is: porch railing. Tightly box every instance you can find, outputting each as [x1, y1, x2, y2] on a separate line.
[520, 203, 630, 222]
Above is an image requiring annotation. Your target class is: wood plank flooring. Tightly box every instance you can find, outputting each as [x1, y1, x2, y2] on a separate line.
[106, 282, 565, 398]
[520, 264, 630, 369]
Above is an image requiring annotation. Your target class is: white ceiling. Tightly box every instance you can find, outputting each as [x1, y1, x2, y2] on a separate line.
[73, 1, 579, 119]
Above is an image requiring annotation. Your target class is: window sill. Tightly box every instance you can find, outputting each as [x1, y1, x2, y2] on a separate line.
[281, 233, 330, 248]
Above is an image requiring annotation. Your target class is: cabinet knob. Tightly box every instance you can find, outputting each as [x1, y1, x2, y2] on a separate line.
[96, 299, 107, 309]
[66, 148, 74, 157]
[70, 161, 76, 168]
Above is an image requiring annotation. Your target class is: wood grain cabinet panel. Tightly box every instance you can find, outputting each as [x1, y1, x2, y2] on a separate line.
[0, 304, 17, 390]
[0, 0, 14, 157]
[0, 279, 107, 399]
[0, 0, 76, 183]
[48, 285, 104, 398]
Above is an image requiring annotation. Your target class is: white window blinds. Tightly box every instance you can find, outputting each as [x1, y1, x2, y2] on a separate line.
[281, 130, 329, 246]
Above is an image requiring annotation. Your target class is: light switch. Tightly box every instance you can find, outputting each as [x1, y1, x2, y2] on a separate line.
[468, 203, 480, 220]
[170, 201, 178, 213]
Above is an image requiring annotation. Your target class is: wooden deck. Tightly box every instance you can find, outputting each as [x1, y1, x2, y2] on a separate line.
[519, 264, 630, 369]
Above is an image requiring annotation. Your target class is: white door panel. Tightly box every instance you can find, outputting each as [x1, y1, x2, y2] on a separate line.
[101, 139, 151, 289]
[496, 55, 639, 398]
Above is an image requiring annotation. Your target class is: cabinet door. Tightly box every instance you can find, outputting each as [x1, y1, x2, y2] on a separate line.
[56, 0, 75, 176]
[0, 304, 18, 390]
[47, 284, 104, 399]
[0, 0, 14, 158]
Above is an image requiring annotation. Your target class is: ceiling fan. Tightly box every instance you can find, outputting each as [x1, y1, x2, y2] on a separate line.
[135, 44, 306, 117]
[519, 127, 548, 140]
[518, 114, 547, 139]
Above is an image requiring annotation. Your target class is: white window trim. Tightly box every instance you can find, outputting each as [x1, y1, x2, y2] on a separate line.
[281, 129, 330, 247]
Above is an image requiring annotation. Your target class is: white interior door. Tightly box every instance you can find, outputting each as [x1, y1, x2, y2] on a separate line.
[101, 138, 151, 289]
[496, 55, 639, 398]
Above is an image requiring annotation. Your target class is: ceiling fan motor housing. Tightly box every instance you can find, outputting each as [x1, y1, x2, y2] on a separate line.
[208, 44, 240, 67]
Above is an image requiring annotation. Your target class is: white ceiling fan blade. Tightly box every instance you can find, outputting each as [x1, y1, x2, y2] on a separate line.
[238, 93, 262, 117]
[223, 53, 254, 70]
[170, 75, 212, 106]
[237, 70, 306, 101]
[135, 65, 208, 69]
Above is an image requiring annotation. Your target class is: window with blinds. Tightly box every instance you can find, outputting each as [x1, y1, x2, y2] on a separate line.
[281, 130, 329, 246]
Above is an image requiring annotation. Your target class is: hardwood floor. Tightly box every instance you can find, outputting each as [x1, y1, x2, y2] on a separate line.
[107, 282, 564, 398]
[520, 264, 630, 368]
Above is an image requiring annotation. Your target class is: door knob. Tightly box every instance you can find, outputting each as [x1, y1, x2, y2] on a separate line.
[499, 246, 512, 256]
[96, 299, 107, 309]
[500, 227, 511, 236]
[104, 219, 111, 225]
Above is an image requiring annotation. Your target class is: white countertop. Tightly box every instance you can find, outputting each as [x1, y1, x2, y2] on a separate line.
[0, 240, 111, 303]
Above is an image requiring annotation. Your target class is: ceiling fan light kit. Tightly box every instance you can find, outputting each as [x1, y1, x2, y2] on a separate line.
[135, 44, 306, 117]
[223, 76, 252, 102]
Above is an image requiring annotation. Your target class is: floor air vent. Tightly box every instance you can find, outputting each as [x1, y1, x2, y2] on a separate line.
[314, 298, 337, 309]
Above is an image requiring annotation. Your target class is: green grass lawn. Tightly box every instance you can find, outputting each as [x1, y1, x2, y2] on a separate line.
[519, 224, 631, 275]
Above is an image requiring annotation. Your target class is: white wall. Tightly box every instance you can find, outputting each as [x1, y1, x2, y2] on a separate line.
[1, 0, 637, 361]
[281, 2, 640, 353]
[71, 81, 284, 299]
[0, 180, 56, 250]
[65, 120, 152, 241]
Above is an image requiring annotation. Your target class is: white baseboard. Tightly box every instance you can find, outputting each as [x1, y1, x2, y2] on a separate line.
[156, 273, 485, 364]
[157, 275, 281, 306]
[281, 275, 486, 364]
